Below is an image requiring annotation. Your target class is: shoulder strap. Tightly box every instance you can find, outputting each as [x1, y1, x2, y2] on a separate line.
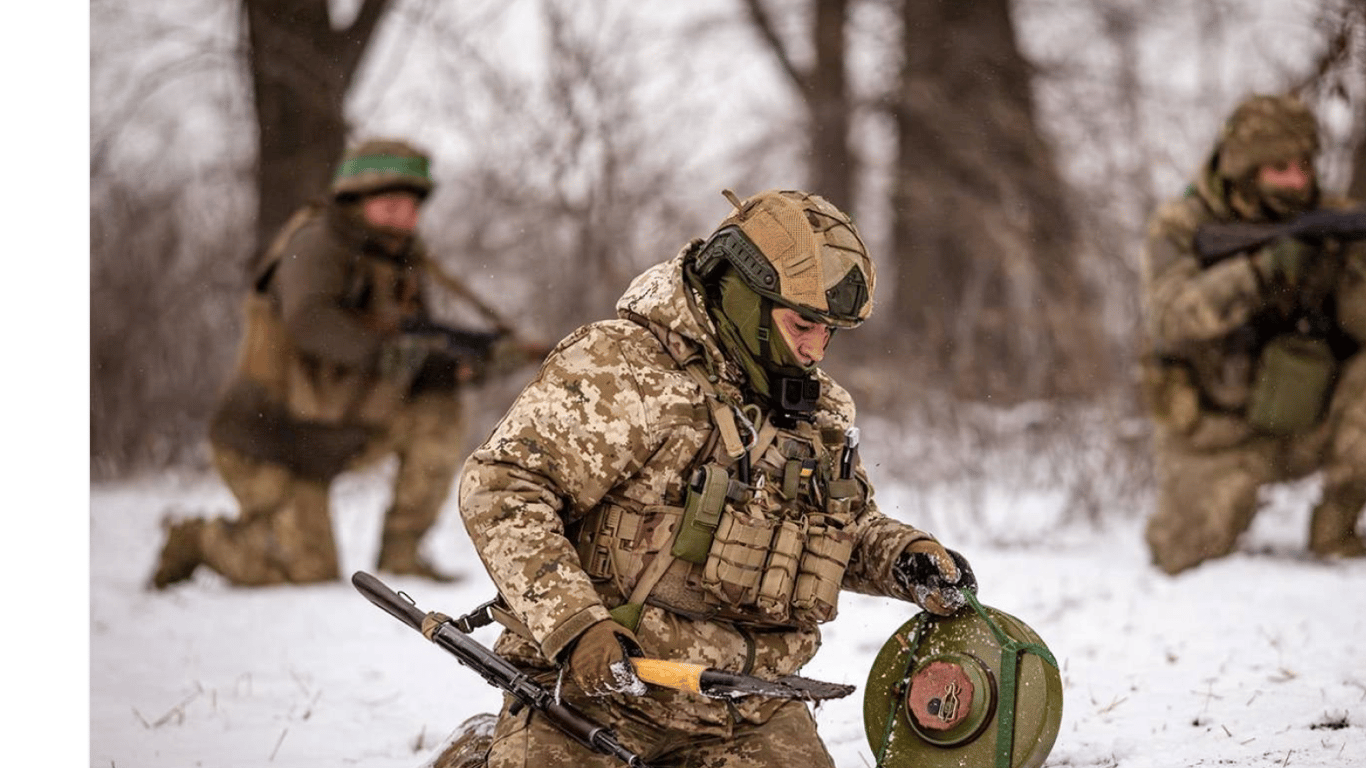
[252, 203, 321, 293]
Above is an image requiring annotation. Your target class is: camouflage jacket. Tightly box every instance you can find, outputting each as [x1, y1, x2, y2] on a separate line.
[1141, 156, 1366, 414]
[209, 201, 437, 479]
[458, 244, 938, 733]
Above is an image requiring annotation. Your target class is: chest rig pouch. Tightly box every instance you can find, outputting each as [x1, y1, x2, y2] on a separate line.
[588, 365, 868, 631]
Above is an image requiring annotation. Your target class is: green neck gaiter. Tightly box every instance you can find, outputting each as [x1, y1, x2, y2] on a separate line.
[709, 271, 813, 402]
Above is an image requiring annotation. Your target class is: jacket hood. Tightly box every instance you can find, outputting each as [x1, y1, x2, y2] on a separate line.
[1189, 152, 1238, 221]
[616, 241, 732, 375]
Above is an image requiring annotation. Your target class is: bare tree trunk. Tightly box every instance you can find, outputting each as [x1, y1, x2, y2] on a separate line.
[889, 0, 1097, 400]
[243, 0, 393, 252]
[741, 0, 855, 210]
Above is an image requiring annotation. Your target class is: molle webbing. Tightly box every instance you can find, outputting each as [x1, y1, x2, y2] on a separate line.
[604, 364, 782, 631]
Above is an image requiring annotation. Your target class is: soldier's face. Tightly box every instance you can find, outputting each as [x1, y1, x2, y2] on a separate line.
[362, 191, 422, 233]
[772, 308, 832, 367]
[1257, 156, 1313, 193]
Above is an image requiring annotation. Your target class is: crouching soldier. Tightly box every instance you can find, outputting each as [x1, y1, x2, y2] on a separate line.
[153, 138, 539, 588]
[1140, 94, 1366, 574]
[458, 189, 977, 766]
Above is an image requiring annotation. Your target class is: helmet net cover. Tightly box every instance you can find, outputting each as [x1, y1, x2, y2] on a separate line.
[703, 189, 876, 328]
[331, 138, 434, 200]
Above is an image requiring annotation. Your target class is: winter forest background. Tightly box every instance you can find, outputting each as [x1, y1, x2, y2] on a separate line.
[68, 0, 1366, 766]
[90, 0, 1366, 490]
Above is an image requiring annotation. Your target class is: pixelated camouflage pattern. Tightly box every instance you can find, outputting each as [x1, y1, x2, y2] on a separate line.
[484, 676, 836, 768]
[458, 248, 937, 735]
[1138, 123, 1366, 574]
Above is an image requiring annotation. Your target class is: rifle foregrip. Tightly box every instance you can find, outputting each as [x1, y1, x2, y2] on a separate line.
[352, 571, 425, 633]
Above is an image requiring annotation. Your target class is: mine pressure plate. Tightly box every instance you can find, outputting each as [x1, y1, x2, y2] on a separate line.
[863, 593, 1063, 768]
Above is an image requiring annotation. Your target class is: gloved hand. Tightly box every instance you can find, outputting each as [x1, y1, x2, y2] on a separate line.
[1254, 236, 1315, 286]
[378, 334, 431, 381]
[893, 540, 977, 616]
[567, 619, 646, 697]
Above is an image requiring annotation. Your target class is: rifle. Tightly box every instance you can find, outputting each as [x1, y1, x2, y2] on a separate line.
[352, 571, 652, 768]
[400, 316, 504, 362]
[1194, 207, 1366, 267]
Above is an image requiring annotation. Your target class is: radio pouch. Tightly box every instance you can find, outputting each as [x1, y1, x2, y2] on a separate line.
[1247, 334, 1336, 435]
[672, 464, 730, 564]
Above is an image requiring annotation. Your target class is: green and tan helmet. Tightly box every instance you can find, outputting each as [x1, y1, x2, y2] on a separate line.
[695, 189, 875, 328]
[331, 138, 434, 200]
[1216, 94, 1319, 181]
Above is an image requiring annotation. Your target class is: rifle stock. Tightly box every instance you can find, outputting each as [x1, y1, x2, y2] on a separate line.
[351, 571, 651, 768]
[1194, 207, 1366, 267]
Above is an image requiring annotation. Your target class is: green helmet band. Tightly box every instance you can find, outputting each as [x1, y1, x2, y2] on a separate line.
[334, 155, 431, 186]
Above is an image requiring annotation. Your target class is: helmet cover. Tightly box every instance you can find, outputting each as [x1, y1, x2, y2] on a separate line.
[332, 138, 434, 200]
[1216, 94, 1319, 181]
[698, 189, 875, 328]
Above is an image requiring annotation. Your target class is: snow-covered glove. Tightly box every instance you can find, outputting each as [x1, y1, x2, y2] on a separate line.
[893, 540, 977, 616]
[567, 619, 647, 697]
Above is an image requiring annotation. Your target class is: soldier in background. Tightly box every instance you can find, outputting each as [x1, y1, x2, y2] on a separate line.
[1140, 94, 1366, 575]
[457, 189, 977, 766]
[152, 138, 540, 588]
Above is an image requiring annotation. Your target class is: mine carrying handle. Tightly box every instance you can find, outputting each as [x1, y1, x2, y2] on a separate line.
[350, 572, 653, 768]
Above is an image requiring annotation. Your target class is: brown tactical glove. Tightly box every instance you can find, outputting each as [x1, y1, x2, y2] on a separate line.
[566, 619, 646, 697]
[893, 539, 977, 616]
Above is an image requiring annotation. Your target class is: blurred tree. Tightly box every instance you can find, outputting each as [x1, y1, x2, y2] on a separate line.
[244, 0, 395, 251]
[1293, 0, 1366, 197]
[887, 0, 1103, 400]
[740, 0, 856, 211]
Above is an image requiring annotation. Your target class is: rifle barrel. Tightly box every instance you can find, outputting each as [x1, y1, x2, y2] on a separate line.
[352, 570, 424, 632]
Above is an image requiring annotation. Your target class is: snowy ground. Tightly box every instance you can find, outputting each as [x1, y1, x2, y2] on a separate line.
[89, 460, 1365, 768]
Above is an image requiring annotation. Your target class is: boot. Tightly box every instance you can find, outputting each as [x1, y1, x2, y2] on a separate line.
[376, 532, 459, 582]
[1308, 497, 1366, 559]
[151, 518, 207, 589]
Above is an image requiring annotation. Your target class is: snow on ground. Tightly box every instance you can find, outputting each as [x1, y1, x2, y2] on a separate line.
[90, 462, 1365, 768]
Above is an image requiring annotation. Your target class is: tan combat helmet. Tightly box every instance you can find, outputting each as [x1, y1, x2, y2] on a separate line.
[331, 138, 434, 200]
[696, 189, 876, 328]
[1216, 94, 1319, 181]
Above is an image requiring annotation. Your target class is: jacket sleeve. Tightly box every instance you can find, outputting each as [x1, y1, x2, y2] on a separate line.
[457, 323, 657, 663]
[1141, 202, 1265, 350]
[840, 476, 938, 602]
[272, 221, 387, 368]
[1337, 240, 1366, 344]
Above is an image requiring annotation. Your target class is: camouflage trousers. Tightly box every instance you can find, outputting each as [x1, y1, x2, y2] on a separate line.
[200, 391, 465, 585]
[1146, 353, 1366, 574]
[486, 690, 835, 768]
